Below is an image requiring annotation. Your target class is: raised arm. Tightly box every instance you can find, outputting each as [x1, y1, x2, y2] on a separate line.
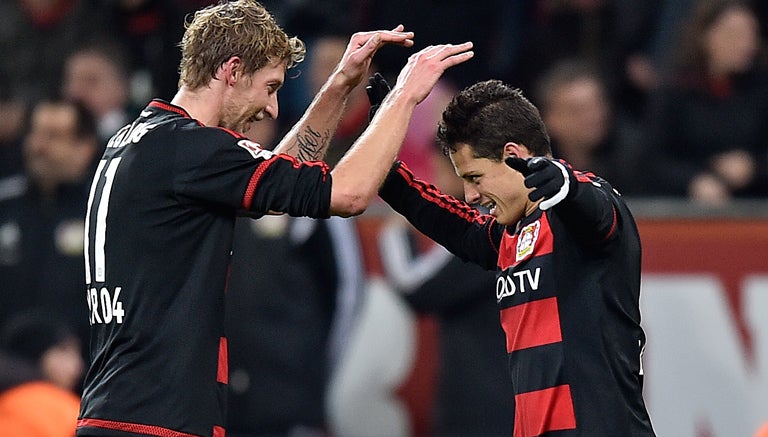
[273, 26, 414, 161]
[328, 42, 474, 217]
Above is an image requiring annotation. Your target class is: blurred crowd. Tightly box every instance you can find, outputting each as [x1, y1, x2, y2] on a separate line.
[1, 0, 768, 436]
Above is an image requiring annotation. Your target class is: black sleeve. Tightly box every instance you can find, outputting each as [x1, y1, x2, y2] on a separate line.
[244, 156, 332, 219]
[378, 161, 503, 271]
[554, 171, 624, 244]
[174, 129, 332, 219]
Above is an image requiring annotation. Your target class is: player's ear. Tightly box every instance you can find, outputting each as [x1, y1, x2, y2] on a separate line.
[502, 142, 527, 159]
[219, 56, 243, 86]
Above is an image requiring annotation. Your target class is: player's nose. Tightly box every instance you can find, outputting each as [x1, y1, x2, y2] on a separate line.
[265, 94, 279, 119]
[463, 182, 481, 204]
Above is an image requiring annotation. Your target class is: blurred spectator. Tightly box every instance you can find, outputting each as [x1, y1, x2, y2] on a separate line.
[1, 310, 84, 393]
[534, 58, 645, 195]
[0, 0, 101, 104]
[511, 1, 621, 96]
[643, 0, 768, 205]
[511, 0, 668, 124]
[62, 40, 137, 145]
[0, 95, 25, 178]
[378, 141, 513, 436]
[225, 119, 366, 436]
[0, 99, 100, 369]
[0, 348, 80, 437]
[94, 0, 187, 102]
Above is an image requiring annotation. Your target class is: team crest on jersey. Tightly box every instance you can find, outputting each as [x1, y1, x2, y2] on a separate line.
[516, 220, 540, 262]
[237, 139, 274, 161]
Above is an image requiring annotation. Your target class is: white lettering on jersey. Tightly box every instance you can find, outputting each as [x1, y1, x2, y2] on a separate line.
[87, 286, 125, 324]
[496, 267, 541, 302]
[107, 121, 159, 149]
[237, 139, 275, 160]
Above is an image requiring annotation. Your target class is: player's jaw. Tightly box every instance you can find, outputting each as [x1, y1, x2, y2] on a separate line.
[482, 175, 529, 225]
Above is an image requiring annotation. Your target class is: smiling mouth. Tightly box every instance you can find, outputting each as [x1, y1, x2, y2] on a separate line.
[479, 201, 496, 215]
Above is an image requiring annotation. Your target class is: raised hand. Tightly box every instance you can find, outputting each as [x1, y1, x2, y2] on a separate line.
[393, 42, 474, 105]
[505, 156, 575, 210]
[332, 25, 414, 91]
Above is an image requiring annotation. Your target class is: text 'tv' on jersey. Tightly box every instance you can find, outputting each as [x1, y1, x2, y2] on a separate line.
[379, 161, 656, 436]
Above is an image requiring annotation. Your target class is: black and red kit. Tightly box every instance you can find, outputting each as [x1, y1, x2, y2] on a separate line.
[77, 100, 332, 437]
[379, 161, 655, 437]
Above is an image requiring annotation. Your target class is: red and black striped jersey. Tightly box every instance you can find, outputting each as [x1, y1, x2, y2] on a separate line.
[77, 100, 332, 437]
[379, 161, 656, 437]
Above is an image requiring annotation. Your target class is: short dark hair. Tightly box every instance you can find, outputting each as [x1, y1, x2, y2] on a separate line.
[437, 80, 551, 160]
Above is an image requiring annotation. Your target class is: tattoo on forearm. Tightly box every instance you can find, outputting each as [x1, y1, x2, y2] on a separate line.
[296, 126, 329, 162]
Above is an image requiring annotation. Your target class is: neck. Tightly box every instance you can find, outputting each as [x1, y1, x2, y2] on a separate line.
[170, 84, 224, 127]
[524, 200, 540, 217]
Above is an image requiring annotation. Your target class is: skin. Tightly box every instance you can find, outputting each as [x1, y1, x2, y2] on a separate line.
[171, 26, 474, 217]
[23, 102, 97, 196]
[450, 142, 539, 226]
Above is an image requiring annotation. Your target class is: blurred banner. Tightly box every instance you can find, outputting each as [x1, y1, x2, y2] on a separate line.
[640, 218, 768, 437]
[329, 214, 768, 437]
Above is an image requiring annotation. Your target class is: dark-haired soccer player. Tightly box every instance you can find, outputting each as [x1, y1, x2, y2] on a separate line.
[378, 79, 656, 436]
[76, 1, 473, 436]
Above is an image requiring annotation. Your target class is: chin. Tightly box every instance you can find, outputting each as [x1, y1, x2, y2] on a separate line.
[494, 213, 513, 226]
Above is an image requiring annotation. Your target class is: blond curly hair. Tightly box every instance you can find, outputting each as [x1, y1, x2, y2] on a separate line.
[178, 0, 305, 90]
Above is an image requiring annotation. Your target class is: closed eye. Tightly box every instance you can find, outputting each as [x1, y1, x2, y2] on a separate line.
[268, 81, 283, 95]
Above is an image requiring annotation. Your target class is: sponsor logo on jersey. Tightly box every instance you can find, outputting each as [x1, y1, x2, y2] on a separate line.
[237, 139, 275, 161]
[496, 267, 541, 302]
[516, 220, 540, 262]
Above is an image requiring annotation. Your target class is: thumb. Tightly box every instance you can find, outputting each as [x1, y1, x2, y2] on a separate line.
[361, 33, 381, 54]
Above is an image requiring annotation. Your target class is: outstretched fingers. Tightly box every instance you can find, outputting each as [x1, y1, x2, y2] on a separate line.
[336, 27, 415, 89]
[395, 42, 474, 105]
[425, 42, 475, 65]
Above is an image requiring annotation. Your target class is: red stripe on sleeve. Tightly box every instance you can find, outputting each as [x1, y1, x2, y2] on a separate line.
[499, 297, 562, 353]
[242, 159, 275, 210]
[213, 425, 226, 437]
[603, 206, 618, 241]
[217, 337, 228, 384]
[396, 162, 489, 224]
[77, 418, 200, 437]
[514, 384, 577, 437]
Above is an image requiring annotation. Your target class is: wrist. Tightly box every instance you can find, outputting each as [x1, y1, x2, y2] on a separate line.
[326, 69, 359, 95]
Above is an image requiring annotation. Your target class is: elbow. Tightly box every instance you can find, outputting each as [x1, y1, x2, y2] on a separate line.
[330, 198, 368, 217]
[329, 190, 370, 217]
